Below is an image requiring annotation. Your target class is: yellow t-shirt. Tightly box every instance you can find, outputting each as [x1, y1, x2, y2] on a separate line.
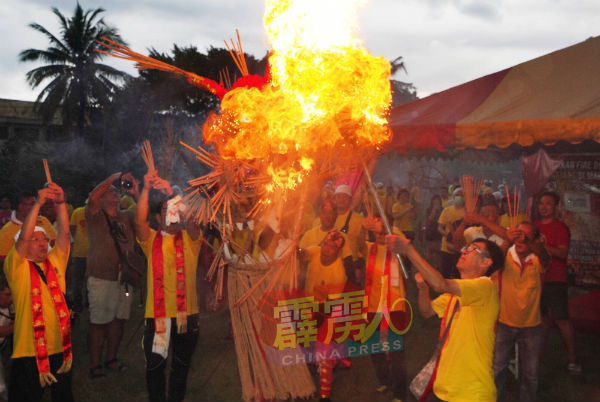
[364, 241, 406, 313]
[69, 206, 89, 258]
[299, 227, 352, 260]
[493, 247, 543, 328]
[120, 195, 137, 211]
[0, 218, 57, 257]
[431, 277, 499, 402]
[392, 202, 414, 232]
[437, 205, 465, 253]
[138, 230, 202, 318]
[304, 247, 347, 301]
[333, 210, 364, 260]
[4, 245, 69, 358]
[499, 213, 530, 229]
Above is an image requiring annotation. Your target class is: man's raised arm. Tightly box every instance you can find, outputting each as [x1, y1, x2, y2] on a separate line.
[135, 170, 157, 242]
[88, 172, 121, 215]
[51, 183, 70, 253]
[386, 234, 461, 297]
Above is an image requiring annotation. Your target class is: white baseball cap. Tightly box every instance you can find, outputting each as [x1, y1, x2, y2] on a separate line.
[14, 226, 47, 242]
[334, 184, 352, 197]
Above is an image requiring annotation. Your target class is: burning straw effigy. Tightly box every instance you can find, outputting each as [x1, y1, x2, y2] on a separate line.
[99, 0, 395, 400]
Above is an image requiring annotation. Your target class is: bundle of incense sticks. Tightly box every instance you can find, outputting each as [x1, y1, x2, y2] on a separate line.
[141, 140, 155, 171]
[504, 184, 522, 228]
[460, 175, 484, 213]
[219, 66, 233, 89]
[42, 159, 52, 183]
[224, 29, 249, 76]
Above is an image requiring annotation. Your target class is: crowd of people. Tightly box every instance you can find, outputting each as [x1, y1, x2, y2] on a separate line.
[0, 169, 582, 402]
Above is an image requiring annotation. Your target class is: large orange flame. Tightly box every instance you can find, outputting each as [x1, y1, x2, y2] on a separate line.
[202, 0, 391, 194]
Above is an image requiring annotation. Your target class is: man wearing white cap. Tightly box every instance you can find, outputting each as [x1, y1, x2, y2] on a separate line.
[3, 182, 73, 401]
[332, 184, 365, 284]
[0, 191, 56, 265]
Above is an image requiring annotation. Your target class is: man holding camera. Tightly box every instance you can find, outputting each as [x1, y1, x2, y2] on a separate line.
[85, 172, 142, 378]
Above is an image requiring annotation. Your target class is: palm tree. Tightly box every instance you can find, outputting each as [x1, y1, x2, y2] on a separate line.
[19, 2, 128, 136]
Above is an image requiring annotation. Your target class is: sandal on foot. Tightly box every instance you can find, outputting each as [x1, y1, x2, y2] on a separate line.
[105, 358, 128, 372]
[89, 365, 106, 379]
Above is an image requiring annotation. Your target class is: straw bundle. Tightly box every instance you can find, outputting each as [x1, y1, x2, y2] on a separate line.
[460, 175, 484, 213]
[504, 184, 522, 228]
[228, 258, 315, 401]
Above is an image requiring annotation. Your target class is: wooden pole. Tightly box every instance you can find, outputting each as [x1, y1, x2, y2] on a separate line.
[360, 158, 409, 279]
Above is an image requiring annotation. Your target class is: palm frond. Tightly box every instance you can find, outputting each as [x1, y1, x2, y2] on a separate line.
[27, 22, 70, 55]
[25, 64, 72, 88]
[51, 7, 68, 30]
[94, 63, 130, 80]
[35, 75, 69, 122]
[19, 47, 71, 65]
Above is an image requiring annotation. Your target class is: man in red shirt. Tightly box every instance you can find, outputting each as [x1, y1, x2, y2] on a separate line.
[533, 191, 580, 372]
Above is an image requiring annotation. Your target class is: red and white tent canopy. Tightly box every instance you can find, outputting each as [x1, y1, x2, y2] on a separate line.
[387, 36, 600, 153]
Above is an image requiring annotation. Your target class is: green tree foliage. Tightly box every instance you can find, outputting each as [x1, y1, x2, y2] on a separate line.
[19, 2, 129, 136]
[389, 56, 418, 106]
[391, 80, 418, 107]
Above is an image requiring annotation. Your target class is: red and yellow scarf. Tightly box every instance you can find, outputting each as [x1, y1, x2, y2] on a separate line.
[29, 260, 72, 382]
[365, 243, 392, 330]
[152, 231, 187, 334]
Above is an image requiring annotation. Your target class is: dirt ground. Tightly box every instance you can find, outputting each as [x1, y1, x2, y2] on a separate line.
[38, 280, 600, 401]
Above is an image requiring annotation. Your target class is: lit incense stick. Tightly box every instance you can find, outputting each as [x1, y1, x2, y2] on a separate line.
[141, 140, 155, 171]
[42, 159, 52, 183]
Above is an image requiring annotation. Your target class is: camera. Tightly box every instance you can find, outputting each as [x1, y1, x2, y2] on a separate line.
[118, 173, 134, 190]
[120, 179, 133, 189]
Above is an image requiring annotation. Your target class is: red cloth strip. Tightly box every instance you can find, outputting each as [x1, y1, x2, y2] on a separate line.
[29, 260, 72, 375]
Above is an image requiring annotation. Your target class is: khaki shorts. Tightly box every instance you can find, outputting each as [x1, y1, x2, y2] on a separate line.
[87, 276, 133, 324]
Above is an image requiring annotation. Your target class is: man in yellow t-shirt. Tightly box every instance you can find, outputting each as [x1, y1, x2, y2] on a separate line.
[492, 223, 545, 402]
[332, 185, 365, 264]
[68, 205, 89, 313]
[299, 231, 349, 401]
[437, 187, 465, 278]
[136, 169, 203, 402]
[392, 189, 415, 239]
[0, 192, 56, 264]
[299, 197, 352, 285]
[387, 232, 504, 402]
[4, 183, 72, 401]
